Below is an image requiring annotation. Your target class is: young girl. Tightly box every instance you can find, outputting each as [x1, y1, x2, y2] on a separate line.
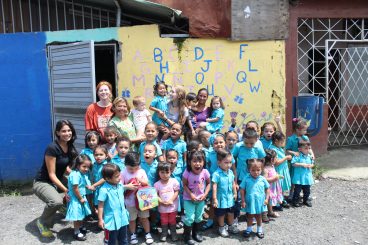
[139, 122, 164, 163]
[141, 143, 159, 187]
[98, 164, 129, 245]
[131, 96, 152, 138]
[269, 131, 292, 205]
[200, 96, 225, 133]
[121, 152, 153, 245]
[259, 115, 283, 150]
[149, 81, 169, 129]
[291, 137, 314, 207]
[225, 130, 239, 155]
[162, 123, 187, 180]
[111, 136, 131, 171]
[182, 150, 211, 245]
[263, 149, 284, 218]
[154, 162, 180, 242]
[212, 149, 239, 237]
[103, 126, 119, 159]
[65, 155, 92, 241]
[240, 159, 270, 239]
[80, 131, 101, 163]
[91, 146, 109, 208]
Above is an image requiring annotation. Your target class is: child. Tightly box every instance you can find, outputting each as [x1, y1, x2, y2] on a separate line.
[80, 131, 101, 163]
[154, 162, 180, 242]
[139, 122, 164, 163]
[98, 164, 130, 245]
[197, 129, 212, 153]
[91, 146, 109, 207]
[291, 137, 314, 207]
[263, 149, 284, 218]
[259, 115, 283, 150]
[182, 150, 211, 245]
[187, 140, 201, 154]
[149, 81, 168, 129]
[240, 159, 270, 239]
[225, 130, 239, 155]
[65, 155, 92, 241]
[200, 96, 225, 133]
[269, 131, 292, 206]
[233, 128, 266, 183]
[111, 136, 131, 171]
[103, 126, 120, 159]
[121, 152, 153, 245]
[212, 149, 239, 237]
[162, 123, 187, 181]
[185, 92, 197, 140]
[131, 96, 152, 138]
[141, 143, 159, 187]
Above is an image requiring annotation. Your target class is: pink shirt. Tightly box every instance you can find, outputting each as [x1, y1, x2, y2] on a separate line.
[121, 168, 148, 207]
[154, 178, 180, 213]
[182, 169, 210, 201]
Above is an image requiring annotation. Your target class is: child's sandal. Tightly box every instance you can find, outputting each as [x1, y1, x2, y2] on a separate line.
[256, 232, 264, 239]
[268, 212, 280, 218]
[243, 230, 252, 238]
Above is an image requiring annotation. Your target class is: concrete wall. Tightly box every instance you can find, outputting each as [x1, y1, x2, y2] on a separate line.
[0, 24, 286, 182]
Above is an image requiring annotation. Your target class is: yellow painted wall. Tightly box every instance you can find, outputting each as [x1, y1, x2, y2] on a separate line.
[117, 25, 285, 132]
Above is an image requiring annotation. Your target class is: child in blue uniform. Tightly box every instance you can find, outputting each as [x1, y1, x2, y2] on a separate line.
[291, 137, 314, 207]
[98, 164, 130, 245]
[149, 81, 169, 139]
[240, 159, 270, 239]
[139, 122, 164, 162]
[65, 155, 92, 241]
[212, 149, 239, 237]
[91, 146, 109, 207]
[259, 115, 283, 150]
[103, 126, 119, 159]
[201, 96, 225, 133]
[111, 136, 130, 171]
[162, 123, 187, 176]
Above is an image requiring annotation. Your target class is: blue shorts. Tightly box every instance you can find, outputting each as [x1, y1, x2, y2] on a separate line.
[214, 206, 235, 217]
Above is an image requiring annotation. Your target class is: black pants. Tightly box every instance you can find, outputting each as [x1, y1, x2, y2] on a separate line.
[106, 225, 128, 245]
[293, 184, 311, 203]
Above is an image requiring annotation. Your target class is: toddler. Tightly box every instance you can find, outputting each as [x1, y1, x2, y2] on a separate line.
[131, 96, 152, 138]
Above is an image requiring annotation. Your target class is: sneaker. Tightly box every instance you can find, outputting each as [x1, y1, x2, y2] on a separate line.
[233, 217, 239, 227]
[218, 226, 229, 237]
[74, 232, 86, 241]
[36, 219, 53, 238]
[303, 200, 312, 207]
[145, 233, 154, 244]
[228, 224, 239, 234]
[130, 233, 138, 245]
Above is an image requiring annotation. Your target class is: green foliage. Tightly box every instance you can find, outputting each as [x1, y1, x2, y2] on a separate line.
[173, 38, 186, 61]
[313, 164, 327, 180]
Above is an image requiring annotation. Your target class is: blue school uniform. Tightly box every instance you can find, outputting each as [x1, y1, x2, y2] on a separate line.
[240, 175, 269, 214]
[80, 148, 95, 195]
[269, 144, 291, 192]
[291, 153, 314, 185]
[141, 159, 158, 186]
[260, 136, 272, 150]
[206, 108, 224, 133]
[151, 95, 168, 126]
[93, 160, 107, 205]
[111, 155, 126, 171]
[212, 168, 235, 208]
[139, 140, 163, 162]
[206, 148, 235, 176]
[65, 170, 91, 221]
[232, 142, 266, 181]
[98, 182, 129, 231]
[286, 134, 310, 152]
[162, 138, 187, 175]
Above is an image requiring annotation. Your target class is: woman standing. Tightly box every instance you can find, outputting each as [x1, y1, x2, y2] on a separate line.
[85, 81, 114, 138]
[33, 120, 78, 238]
[192, 88, 210, 130]
[108, 97, 144, 150]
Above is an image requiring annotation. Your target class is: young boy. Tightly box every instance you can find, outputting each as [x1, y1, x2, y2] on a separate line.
[131, 96, 152, 138]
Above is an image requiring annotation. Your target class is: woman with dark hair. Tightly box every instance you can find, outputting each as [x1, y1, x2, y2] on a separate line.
[85, 81, 114, 138]
[192, 88, 210, 130]
[33, 120, 78, 238]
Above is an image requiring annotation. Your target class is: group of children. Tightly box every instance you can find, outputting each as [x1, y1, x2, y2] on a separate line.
[64, 83, 315, 245]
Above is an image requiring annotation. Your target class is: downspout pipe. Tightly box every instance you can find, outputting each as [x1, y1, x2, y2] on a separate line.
[114, 0, 121, 27]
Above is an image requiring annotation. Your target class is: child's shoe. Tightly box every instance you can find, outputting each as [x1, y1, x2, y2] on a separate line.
[292, 201, 301, 207]
[218, 226, 229, 237]
[281, 200, 290, 208]
[303, 200, 312, 207]
[79, 226, 87, 235]
[192, 222, 203, 242]
[256, 231, 264, 239]
[228, 224, 239, 234]
[36, 219, 54, 238]
[130, 233, 138, 245]
[160, 225, 168, 242]
[74, 232, 86, 241]
[145, 232, 154, 244]
[243, 230, 252, 238]
[169, 224, 178, 241]
[261, 212, 270, 223]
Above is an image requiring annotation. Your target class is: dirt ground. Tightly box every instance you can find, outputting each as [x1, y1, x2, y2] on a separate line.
[0, 178, 367, 245]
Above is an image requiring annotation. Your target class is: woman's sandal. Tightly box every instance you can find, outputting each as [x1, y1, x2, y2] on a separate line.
[201, 219, 214, 231]
[268, 212, 280, 218]
[256, 232, 264, 239]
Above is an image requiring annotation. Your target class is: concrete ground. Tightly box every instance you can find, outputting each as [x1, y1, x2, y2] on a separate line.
[317, 145, 368, 180]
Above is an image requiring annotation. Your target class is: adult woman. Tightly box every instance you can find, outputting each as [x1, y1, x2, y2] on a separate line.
[108, 97, 144, 149]
[192, 88, 210, 130]
[33, 120, 78, 238]
[85, 81, 114, 138]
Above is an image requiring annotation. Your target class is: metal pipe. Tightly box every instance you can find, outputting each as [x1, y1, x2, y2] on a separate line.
[10, 0, 15, 32]
[28, 0, 32, 32]
[55, 0, 59, 31]
[19, 0, 24, 32]
[1, 0, 6, 33]
[38, 0, 41, 31]
[114, 0, 121, 27]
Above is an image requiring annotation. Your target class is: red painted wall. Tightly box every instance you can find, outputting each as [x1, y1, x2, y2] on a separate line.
[285, 0, 368, 155]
